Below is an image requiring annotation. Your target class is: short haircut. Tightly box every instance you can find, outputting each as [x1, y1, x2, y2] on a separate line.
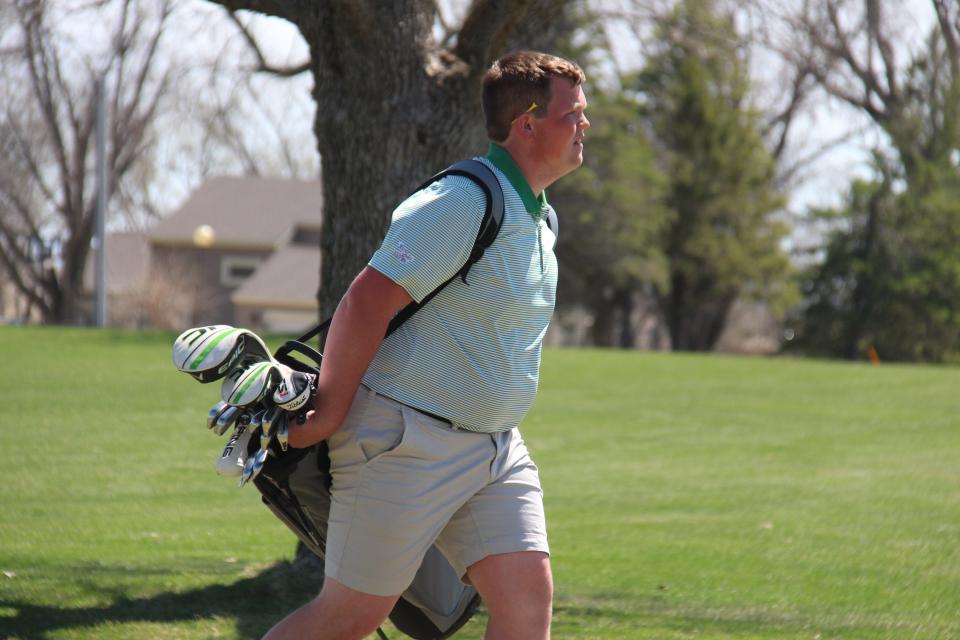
[482, 51, 585, 143]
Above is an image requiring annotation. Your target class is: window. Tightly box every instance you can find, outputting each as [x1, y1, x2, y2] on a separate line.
[291, 226, 322, 246]
[221, 256, 261, 287]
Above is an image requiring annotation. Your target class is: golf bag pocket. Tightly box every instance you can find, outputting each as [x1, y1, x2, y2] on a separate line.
[254, 443, 331, 557]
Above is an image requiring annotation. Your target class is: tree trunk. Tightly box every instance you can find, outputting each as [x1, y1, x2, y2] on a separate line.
[303, 27, 484, 317]
[209, 0, 574, 324]
[663, 271, 735, 352]
[614, 287, 634, 349]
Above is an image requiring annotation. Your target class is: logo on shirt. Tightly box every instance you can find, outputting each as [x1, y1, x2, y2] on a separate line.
[394, 240, 415, 264]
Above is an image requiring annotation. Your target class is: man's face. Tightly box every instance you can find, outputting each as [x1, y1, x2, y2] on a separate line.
[530, 78, 590, 181]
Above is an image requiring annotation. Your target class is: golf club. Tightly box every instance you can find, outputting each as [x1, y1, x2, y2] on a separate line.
[261, 404, 279, 438]
[215, 423, 251, 477]
[214, 405, 241, 436]
[276, 412, 289, 451]
[173, 325, 272, 384]
[239, 448, 269, 487]
[207, 400, 228, 430]
[221, 359, 279, 407]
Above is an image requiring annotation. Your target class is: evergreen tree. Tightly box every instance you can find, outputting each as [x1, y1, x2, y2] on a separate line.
[549, 88, 669, 347]
[635, 0, 791, 351]
[793, 29, 960, 363]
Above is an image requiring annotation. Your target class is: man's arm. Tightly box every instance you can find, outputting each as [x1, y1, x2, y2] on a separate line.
[288, 266, 412, 448]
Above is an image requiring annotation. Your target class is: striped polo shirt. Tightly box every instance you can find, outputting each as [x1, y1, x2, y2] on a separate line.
[363, 144, 558, 433]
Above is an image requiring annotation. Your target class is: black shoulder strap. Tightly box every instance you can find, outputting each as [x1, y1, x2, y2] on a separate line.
[296, 159, 504, 345]
[384, 159, 504, 335]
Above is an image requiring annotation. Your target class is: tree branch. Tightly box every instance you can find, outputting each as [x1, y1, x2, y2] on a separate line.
[19, 4, 72, 220]
[0, 217, 51, 316]
[224, 8, 310, 76]
[933, 0, 960, 74]
[823, 0, 888, 105]
[205, 0, 299, 24]
[5, 108, 58, 205]
[764, 64, 815, 161]
[866, 0, 898, 99]
[455, 0, 533, 70]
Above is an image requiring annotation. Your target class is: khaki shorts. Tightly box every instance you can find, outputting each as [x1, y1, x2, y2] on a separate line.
[324, 385, 549, 597]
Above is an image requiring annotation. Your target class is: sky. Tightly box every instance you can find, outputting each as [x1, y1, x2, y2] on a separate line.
[14, 0, 936, 232]
[240, 0, 938, 219]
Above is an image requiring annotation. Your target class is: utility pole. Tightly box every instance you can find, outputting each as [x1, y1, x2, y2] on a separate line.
[94, 73, 108, 327]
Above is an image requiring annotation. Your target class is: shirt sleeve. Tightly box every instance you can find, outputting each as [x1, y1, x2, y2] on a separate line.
[368, 174, 487, 303]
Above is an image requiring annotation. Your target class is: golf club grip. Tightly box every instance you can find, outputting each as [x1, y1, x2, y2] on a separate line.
[275, 340, 323, 369]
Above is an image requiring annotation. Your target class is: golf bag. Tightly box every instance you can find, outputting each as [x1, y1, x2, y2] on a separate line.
[238, 159, 556, 638]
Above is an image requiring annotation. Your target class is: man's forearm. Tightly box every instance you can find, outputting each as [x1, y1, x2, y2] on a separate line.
[288, 267, 411, 448]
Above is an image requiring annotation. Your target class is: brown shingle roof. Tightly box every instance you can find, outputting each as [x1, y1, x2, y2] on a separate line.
[149, 176, 322, 249]
[231, 244, 320, 309]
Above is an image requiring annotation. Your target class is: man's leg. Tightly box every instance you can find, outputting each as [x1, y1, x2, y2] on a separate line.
[466, 551, 552, 640]
[261, 577, 398, 640]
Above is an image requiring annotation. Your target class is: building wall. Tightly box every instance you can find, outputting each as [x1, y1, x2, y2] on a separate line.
[234, 305, 319, 334]
[149, 245, 271, 327]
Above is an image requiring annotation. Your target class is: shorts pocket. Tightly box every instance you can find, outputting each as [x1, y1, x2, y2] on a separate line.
[356, 397, 411, 464]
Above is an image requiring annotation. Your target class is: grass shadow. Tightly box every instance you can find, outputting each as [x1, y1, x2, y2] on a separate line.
[1, 560, 321, 639]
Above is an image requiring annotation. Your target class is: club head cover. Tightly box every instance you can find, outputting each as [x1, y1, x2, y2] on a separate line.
[273, 363, 317, 413]
[220, 358, 279, 407]
[173, 325, 272, 383]
[215, 423, 252, 477]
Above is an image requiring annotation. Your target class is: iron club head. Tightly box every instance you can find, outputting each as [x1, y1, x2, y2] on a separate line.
[239, 448, 269, 487]
[207, 400, 228, 430]
[276, 412, 289, 452]
[214, 405, 241, 436]
[215, 423, 251, 477]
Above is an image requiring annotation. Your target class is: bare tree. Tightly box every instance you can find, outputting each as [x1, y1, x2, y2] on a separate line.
[207, 0, 577, 318]
[0, 0, 174, 324]
[768, 0, 956, 181]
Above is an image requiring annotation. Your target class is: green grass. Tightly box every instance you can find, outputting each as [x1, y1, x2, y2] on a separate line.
[1, 326, 958, 639]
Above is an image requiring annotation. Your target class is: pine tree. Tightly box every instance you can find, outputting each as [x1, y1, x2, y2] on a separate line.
[636, 0, 791, 351]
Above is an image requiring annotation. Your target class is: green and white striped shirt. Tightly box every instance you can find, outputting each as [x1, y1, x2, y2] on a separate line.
[364, 146, 558, 433]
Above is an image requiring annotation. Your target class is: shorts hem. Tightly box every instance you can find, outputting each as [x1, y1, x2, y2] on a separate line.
[456, 538, 551, 580]
[325, 561, 411, 598]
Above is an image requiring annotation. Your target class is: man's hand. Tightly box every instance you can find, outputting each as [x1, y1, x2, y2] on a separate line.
[288, 404, 336, 448]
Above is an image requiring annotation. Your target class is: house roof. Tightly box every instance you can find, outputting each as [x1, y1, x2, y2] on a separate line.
[82, 232, 150, 294]
[149, 176, 323, 250]
[231, 244, 320, 310]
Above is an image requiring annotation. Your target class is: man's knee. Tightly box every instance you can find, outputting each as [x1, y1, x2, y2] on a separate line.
[262, 578, 397, 640]
[467, 551, 553, 634]
[318, 579, 397, 636]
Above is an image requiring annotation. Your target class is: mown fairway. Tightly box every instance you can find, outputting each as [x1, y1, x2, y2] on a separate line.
[1, 326, 958, 639]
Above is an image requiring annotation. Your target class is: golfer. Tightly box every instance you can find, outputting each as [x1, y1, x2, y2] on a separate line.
[266, 50, 589, 640]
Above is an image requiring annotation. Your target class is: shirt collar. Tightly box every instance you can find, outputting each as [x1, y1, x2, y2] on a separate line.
[486, 143, 547, 217]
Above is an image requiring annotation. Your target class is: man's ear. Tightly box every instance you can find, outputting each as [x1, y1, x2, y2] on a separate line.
[518, 115, 536, 137]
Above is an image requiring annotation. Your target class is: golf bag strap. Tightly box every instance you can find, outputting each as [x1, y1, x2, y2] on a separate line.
[297, 159, 505, 345]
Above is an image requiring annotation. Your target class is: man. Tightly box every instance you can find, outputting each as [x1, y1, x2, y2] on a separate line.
[265, 50, 589, 640]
